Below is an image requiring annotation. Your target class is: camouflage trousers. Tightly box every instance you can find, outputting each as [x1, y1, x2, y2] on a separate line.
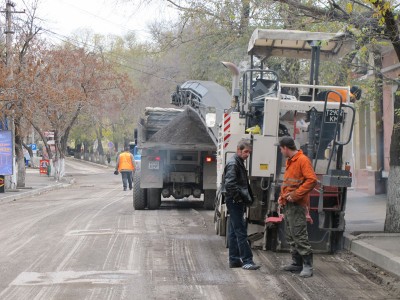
[283, 202, 312, 256]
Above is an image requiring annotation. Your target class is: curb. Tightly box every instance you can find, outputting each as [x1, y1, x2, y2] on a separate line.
[343, 232, 400, 277]
[70, 157, 113, 169]
[0, 178, 74, 204]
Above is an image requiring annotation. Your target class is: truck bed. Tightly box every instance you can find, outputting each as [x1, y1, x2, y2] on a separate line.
[142, 106, 216, 151]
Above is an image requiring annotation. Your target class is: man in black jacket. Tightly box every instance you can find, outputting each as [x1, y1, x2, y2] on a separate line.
[223, 138, 260, 270]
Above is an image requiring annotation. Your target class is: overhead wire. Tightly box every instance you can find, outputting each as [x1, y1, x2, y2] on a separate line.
[39, 27, 180, 84]
[9, 0, 180, 83]
[49, 0, 152, 37]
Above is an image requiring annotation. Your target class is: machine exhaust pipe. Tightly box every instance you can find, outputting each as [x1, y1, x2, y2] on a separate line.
[221, 61, 240, 110]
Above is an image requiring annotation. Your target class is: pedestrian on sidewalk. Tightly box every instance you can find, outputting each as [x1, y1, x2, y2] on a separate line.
[277, 137, 317, 278]
[115, 146, 135, 191]
[222, 138, 260, 270]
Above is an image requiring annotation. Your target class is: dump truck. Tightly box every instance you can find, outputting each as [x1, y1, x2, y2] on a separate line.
[133, 81, 231, 210]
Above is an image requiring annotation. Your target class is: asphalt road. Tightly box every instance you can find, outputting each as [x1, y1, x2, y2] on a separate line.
[0, 159, 398, 300]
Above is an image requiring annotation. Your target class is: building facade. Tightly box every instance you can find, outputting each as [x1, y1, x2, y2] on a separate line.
[353, 47, 397, 195]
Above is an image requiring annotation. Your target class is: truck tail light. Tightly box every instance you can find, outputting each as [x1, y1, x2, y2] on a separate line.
[149, 156, 161, 161]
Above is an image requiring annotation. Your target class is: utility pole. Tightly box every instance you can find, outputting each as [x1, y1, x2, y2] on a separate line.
[1, 1, 24, 189]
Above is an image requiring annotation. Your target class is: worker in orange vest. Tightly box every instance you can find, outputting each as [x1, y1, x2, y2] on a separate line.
[325, 85, 361, 103]
[115, 146, 135, 191]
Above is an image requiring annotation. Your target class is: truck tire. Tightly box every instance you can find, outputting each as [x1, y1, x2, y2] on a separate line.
[133, 170, 147, 210]
[203, 189, 216, 210]
[147, 188, 161, 210]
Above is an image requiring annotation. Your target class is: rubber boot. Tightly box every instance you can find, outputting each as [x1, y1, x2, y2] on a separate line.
[299, 253, 313, 278]
[282, 251, 303, 272]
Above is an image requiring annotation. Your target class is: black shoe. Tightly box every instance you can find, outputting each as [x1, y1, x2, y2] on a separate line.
[123, 188, 127, 191]
[129, 187, 132, 190]
[283, 251, 303, 272]
[229, 261, 243, 268]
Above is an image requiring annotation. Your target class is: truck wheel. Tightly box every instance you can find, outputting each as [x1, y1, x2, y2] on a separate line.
[133, 170, 147, 210]
[147, 188, 161, 210]
[203, 189, 216, 210]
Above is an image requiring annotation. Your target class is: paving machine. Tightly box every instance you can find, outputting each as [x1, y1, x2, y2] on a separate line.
[214, 29, 356, 253]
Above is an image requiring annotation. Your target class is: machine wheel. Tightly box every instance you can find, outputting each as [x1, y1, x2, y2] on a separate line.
[215, 219, 220, 235]
[217, 216, 227, 237]
[225, 216, 230, 248]
[214, 192, 227, 236]
[203, 189, 216, 210]
[133, 170, 147, 210]
[147, 188, 161, 210]
[264, 224, 278, 252]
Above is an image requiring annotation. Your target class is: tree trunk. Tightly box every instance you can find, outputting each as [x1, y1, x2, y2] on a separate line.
[14, 118, 26, 188]
[75, 143, 82, 159]
[59, 158, 65, 178]
[61, 135, 68, 157]
[384, 89, 400, 232]
[239, 0, 250, 34]
[385, 166, 400, 232]
[83, 141, 90, 161]
[97, 126, 105, 164]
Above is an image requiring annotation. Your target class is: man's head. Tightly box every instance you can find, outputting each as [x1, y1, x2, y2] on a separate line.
[236, 138, 252, 160]
[124, 146, 130, 152]
[276, 136, 297, 158]
[350, 85, 362, 101]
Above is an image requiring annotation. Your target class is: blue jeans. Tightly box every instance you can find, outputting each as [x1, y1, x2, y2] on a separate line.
[226, 197, 253, 264]
[121, 171, 133, 190]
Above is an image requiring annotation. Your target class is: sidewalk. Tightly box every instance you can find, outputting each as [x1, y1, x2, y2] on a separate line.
[0, 168, 73, 203]
[344, 189, 400, 278]
[0, 169, 399, 277]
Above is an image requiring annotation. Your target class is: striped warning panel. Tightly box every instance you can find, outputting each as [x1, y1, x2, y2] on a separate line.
[223, 113, 231, 148]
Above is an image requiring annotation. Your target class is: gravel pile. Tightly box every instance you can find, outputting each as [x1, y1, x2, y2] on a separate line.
[148, 106, 214, 145]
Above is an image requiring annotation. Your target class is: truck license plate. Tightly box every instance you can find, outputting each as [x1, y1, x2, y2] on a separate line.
[148, 161, 159, 170]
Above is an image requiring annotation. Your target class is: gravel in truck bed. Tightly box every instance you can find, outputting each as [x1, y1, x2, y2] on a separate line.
[148, 106, 214, 145]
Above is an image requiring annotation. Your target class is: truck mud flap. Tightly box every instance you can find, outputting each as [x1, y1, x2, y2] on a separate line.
[133, 170, 147, 210]
[147, 188, 161, 210]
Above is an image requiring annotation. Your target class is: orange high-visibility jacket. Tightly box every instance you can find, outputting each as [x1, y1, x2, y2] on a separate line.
[280, 150, 317, 207]
[327, 89, 354, 103]
[117, 151, 135, 172]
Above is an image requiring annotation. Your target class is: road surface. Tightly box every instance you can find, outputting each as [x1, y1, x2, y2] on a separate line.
[0, 159, 398, 299]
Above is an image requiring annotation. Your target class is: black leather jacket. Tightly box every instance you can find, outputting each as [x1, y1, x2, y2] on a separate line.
[221, 154, 254, 205]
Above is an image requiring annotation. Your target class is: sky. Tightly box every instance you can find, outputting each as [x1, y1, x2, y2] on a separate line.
[11, 0, 177, 42]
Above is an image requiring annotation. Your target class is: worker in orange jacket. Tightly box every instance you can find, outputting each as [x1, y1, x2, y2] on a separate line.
[115, 146, 135, 191]
[277, 137, 317, 278]
[323, 85, 361, 103]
